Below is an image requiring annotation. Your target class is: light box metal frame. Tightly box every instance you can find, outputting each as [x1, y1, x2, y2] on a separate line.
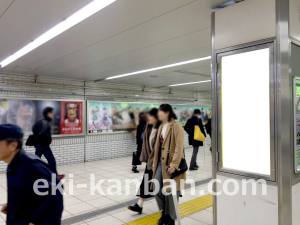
[215, 41, 276, 182]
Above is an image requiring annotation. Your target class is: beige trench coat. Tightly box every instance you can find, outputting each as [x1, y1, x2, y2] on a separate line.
[151, 120, 186, 192]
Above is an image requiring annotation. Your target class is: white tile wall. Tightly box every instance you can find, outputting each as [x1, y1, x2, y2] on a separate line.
[0, 132, 189, 173]
[86, 133, 136, 162]
[0, 137, 85, 172]
[85, 132, 189, 162]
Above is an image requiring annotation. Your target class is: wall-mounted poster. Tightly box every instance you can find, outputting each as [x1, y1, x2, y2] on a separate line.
[173, 105, 211, 126]
[0, 99, 83, 136]
[0, 99, 36, 136]
[60, 102, 83, 135]
[87, 101, 211, 133]
[36, 100, 61, 135]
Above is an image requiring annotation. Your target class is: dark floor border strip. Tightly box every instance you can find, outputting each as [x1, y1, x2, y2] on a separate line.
[61, 177, 212, 225]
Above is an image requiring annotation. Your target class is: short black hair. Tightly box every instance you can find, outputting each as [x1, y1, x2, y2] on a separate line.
[43, 107, 54, 117]
[148, 108, 161, 129]
[194, 109, 201, 115]
[159, 104, 177, 121]
[138, 112, 147, 123]
[6, 138, 23, 150]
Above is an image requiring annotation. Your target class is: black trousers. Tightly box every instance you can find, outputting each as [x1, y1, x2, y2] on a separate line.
[190, 145, 199, 167]
[35, 145, 58, 174]
[136, 165, 154, 199]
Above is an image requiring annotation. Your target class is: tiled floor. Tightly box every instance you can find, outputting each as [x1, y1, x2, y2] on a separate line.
[0, 146, 212, 225]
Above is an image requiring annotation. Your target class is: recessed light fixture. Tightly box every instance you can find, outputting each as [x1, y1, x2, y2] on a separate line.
[169, 80, 211, 87]
[105, 56, 211, 80]
[0, 0, 116, 68]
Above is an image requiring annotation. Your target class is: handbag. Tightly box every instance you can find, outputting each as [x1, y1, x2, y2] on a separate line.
[25, 135, 36, 146]
[165, 130, 188, 179]
[194, 125, 205, 141]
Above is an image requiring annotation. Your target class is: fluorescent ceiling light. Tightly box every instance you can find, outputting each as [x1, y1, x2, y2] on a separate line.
[169, 80, 211, 87]
[105, 56, 211, 80]
[212, 0, 237, 12]
[0, 0, 116, 68]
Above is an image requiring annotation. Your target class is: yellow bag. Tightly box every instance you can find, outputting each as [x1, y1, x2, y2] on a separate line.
[194, 125, 205, 141]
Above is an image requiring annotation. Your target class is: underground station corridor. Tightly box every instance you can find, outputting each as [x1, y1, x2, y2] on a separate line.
[0, 0, 299, 225]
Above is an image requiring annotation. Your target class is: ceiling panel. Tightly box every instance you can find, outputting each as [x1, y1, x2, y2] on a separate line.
[0, 0, 196, 72]
[32, 0, 213, 78]
[0, 0, 228, 92]
[0, 0, 93, 62]
[96, 46, 211, 80]
[0, 0, 14, 18]
[47, 29, 211, 80]
[106, 63, 211, 87]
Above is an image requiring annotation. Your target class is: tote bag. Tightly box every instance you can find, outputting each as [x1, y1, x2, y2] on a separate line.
[194, 125, 205, 141]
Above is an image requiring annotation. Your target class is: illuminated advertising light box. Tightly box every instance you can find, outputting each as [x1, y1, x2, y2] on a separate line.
[0, 99, 84, 136]
[220, 46, 272, 177]
[294, 79, 300, 173]
[87, 101, 211, 133]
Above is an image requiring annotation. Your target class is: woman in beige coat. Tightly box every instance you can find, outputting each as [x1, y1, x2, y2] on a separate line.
[128, 108, 160, 214]
[152, 104, 186, 225]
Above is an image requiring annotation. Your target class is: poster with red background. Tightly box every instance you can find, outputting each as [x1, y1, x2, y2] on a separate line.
[60, 101, 83, 135]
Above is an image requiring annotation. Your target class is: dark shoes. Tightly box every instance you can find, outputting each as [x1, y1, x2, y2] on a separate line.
[163, 214, 175, 225]
[158, 212, 175, 225]
[190, 162, 199, 170]
[132, 167, 139, 173]
[158, 211, 165, 225]
[128, 203, 143, 214]
[189, 166, 198, 171]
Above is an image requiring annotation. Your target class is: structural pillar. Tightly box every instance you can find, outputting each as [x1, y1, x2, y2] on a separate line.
[211, 0, 299, 224]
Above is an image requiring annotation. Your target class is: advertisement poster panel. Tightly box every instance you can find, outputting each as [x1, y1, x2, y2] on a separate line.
[0, 99, 36, 136]
[294, 81, 300, 172]
[36, 100, 61, 135]
[87, 101, 211, 133]
[60, 102, 83, 135]
[0, 99, 83, 136]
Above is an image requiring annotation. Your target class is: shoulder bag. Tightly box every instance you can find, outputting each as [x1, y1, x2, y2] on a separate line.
[165, 130, 188, 179]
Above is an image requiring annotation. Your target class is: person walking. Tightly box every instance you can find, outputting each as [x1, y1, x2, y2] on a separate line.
[128, 108, 161, 214]
[184, 109, 206, 170]
[132, 112, 147, 173]
[32, 107, 65, 179]
[152, 104, 186, 225]
[0, 124, 63, 225]
[205, 117, 212, 152]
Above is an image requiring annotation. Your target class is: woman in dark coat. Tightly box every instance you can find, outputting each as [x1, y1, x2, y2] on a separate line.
[132, 112, 147, 173]
[128, 108, 160, 214]
[184, 109, 206, 170]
